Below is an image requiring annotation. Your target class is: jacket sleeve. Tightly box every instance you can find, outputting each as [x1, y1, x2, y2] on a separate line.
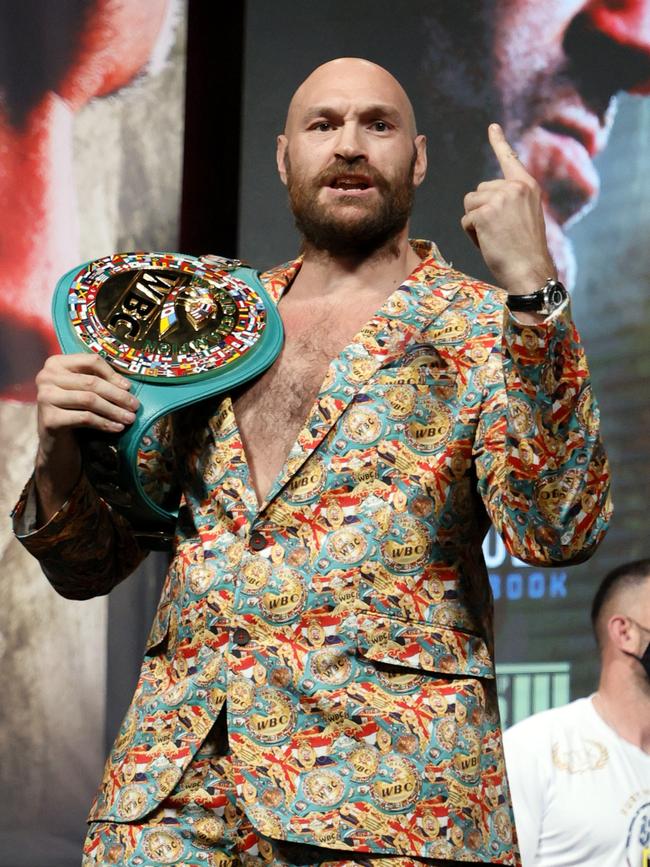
[12, 471, 147, 599]
[11, 414, 179, 599]
[473, 301, 612, 565]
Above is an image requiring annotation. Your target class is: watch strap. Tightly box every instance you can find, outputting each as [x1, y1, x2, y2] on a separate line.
[506, 278, 567, 313]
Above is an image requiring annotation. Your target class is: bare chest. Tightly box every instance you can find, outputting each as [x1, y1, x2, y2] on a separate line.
[232, 298, 378, 503]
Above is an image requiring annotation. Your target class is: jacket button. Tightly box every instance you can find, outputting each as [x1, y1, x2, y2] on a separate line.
[250, 531, 267, 551]
[233, 627, 251, 646]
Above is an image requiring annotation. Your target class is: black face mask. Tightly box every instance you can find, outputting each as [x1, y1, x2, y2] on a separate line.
[624, 619, 650, 681]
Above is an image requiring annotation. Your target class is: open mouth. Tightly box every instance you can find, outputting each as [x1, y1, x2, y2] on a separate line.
[327, 174, 374, 191]
[541, 119, 597, 158]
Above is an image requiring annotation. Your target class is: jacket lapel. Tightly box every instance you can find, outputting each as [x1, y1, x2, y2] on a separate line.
[258, 242, 467, 512]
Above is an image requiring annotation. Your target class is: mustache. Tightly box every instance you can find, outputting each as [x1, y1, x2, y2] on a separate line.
[315, 159, 390, 190]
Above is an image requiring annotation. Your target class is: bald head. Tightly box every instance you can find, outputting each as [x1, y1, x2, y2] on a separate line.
[284, 58, 417, 137]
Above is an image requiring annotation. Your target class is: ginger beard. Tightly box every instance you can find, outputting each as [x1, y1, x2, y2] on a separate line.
[285, 150, 417, 257]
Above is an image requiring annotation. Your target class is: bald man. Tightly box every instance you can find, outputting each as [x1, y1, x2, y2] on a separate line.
[504, 559, 650, 866]
[14, 58, 611, 866]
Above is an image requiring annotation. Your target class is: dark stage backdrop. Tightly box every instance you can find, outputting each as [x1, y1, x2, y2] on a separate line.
[238, 0, 650, 725]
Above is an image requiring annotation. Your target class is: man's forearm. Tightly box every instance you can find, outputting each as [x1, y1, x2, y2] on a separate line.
[475, 301, 612, 565]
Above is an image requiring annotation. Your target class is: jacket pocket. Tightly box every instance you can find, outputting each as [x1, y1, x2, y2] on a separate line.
[355, 610, 494, 679]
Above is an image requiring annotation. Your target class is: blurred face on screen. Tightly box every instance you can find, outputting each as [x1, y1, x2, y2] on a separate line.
[277, 58, 427, 256]
[492, 0, 650, 284]
[0, 0, 170, 400]
[426, 0, 650, 285]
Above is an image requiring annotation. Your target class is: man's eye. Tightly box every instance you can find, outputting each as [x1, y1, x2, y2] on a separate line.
[313, 121, 332, 132]
[371, 121, 390, 132]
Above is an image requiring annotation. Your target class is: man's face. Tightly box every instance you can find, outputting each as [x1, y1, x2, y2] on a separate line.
[0, 0, 171, 400]
[490, 0, 650, 284]
[277, 59, 427, 256]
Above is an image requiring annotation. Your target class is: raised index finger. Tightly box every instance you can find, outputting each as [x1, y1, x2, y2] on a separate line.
[488, 123, 531, 182]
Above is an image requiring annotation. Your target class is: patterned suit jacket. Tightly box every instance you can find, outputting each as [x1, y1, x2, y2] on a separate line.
[14, 241, 611, 863]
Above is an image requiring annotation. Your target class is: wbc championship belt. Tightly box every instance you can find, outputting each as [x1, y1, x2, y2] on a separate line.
[52, 251, 283, 547]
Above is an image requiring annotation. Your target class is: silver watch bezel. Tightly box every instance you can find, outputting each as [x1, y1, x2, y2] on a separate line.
[540, 279, 568, 314]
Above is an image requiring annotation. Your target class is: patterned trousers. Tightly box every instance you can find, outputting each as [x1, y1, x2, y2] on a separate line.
[83, 714, 488, 867]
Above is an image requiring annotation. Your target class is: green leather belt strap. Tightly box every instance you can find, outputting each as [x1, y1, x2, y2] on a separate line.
[52, 252, 284, 547]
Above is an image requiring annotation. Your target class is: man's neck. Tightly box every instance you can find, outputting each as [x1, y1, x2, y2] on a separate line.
[288, 229, 422, 303]
[594, 667, 650, 753]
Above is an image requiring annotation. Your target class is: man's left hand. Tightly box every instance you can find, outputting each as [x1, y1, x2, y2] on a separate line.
[461, 123, 557, 295]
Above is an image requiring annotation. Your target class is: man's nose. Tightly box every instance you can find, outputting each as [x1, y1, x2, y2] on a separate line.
[566, 0, 650, 99]
[334, 123, 367, 161]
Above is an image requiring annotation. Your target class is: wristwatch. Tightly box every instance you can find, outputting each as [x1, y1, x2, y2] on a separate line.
[52, 251, 284, 547]
[506, 278, 568, 315]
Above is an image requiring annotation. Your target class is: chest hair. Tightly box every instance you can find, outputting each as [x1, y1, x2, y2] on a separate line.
[233, 296, 378, 501]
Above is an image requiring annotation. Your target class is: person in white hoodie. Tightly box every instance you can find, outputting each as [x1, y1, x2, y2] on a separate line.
[504, 558, 650, 866]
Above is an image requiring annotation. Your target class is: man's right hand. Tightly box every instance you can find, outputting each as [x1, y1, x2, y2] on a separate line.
[34, 353, 139, 524]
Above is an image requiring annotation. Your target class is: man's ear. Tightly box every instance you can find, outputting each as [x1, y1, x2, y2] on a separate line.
[608, 615, 635, 653]
[413, 134, 427, 188]
[277, 135, 289, 186]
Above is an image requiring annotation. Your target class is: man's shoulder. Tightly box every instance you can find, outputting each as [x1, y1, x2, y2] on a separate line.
[412, 240, 506, 305]
[504, 698, 591, 746]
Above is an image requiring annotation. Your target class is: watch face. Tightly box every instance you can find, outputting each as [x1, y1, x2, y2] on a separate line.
[542, 280, 567, 311]
[548, 285, 566, 308]
[66, 252, 267, 380]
